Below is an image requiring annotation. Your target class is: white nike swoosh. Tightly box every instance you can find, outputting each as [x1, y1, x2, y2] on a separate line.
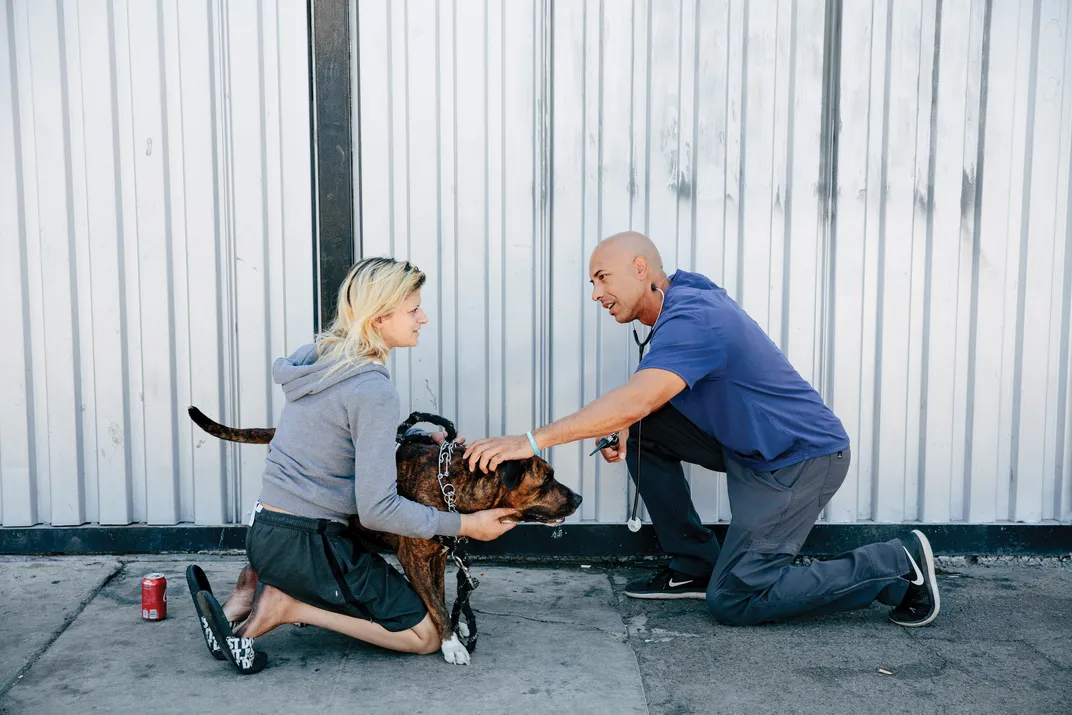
[668, 579, 694, 588]
[906, 553, 925, 586]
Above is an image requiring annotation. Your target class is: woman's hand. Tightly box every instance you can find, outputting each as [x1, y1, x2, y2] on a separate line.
[458, 508, 520, 541]
[430, 431, 466, 446]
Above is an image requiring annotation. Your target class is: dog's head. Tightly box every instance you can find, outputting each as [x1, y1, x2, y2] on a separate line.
[489, 456, 582, 526]
[456, 452, 583, 525]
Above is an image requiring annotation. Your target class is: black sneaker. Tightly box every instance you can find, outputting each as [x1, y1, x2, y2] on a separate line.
[624, 567, 709, 600]
[889, 529, 940, 627]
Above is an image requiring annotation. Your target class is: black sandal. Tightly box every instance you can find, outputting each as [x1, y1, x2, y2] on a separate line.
[186, 565, 226, 661]
[196, 590, 267, 675]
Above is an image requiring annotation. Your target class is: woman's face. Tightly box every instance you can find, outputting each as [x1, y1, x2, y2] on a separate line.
[376, 290, 428, 350]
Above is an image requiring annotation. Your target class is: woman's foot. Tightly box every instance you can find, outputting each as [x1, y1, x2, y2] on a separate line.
[197, 590, 268, 675]
[234, 583, 297, 639]
[221, 563, 259, 623]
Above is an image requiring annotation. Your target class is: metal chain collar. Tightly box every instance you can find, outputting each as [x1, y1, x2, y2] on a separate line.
[437, 440, 459, 514]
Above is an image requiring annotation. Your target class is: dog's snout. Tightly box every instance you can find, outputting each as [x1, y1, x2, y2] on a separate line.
[570, 492, 583, 508]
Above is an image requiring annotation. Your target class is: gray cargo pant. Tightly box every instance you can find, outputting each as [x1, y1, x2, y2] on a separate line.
[626, 404, 911, 625]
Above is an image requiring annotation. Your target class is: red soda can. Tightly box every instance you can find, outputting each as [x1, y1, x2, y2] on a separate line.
[141, 573, 167, 621]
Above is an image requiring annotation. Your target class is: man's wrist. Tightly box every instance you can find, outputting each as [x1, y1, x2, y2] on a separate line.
[525, 430, 542, 455]
[531, 427, 556, 453]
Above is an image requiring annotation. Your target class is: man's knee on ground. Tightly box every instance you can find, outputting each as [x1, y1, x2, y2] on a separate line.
[706, 587, 765, 626]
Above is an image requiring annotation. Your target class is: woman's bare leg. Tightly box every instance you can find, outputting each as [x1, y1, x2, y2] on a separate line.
[235, 583, 439, 655]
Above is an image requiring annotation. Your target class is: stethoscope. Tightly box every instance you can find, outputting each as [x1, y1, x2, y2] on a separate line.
[590, 285, 665, 532]
[631, 283, 665, 359]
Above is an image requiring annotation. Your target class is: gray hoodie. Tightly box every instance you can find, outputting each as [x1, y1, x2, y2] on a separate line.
[258, 344, 461, 539]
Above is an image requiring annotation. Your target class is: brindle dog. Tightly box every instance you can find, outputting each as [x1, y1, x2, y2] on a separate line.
[187, 407, 581, 665]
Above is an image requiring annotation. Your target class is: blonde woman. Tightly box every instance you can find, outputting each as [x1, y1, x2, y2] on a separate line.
[196, 257, 517, 674]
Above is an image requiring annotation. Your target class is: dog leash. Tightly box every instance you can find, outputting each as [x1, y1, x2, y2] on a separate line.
[433, 439, 480, 653]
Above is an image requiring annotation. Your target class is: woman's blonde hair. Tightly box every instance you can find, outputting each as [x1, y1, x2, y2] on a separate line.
[315, 257, 426, 370]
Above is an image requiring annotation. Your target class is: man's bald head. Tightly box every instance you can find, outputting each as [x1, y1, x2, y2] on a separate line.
[589, 232, 669, 325]
[591, 231, 664, 273]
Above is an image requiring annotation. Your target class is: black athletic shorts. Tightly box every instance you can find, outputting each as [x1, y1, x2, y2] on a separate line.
[246, 508, 426, 632]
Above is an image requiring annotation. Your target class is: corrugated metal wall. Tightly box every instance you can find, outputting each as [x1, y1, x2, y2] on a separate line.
[354, 0, 1071, 526]
[353, 0, 558, 505]
[0, 0, 314, 527]
[2, 0, 1068, 528]
[832, 0, 1072, 525]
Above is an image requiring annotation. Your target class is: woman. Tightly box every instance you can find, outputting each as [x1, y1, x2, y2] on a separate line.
[196, 257, 517, 674]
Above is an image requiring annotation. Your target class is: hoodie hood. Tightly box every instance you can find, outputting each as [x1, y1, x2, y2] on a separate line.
[273, 343, 390, 402]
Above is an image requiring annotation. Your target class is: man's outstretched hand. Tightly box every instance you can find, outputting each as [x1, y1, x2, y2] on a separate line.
[463, 434, 534, 473]
[599, 429, 628, 463]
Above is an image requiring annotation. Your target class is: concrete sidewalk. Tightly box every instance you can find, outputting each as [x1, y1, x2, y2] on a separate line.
[0, 555, 1069, 714]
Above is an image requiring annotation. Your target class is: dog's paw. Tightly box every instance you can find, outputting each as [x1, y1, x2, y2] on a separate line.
[440, 634, 471, 665]
[456, 620, 470, 639]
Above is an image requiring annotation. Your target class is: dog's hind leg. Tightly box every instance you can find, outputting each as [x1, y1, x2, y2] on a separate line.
[431, 549, 447, 614]
[397, 539, 451, 638]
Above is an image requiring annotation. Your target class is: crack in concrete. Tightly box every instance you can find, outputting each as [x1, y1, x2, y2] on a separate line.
[1020, 643, 1067, 671]
[901, 625, 969, 681]
[325, 640, 355, 706]
[607, 572, 653, 715]
[470, 608, 625, 638]
[916, 632, 1070, 671]
[0, 560, 125, 698]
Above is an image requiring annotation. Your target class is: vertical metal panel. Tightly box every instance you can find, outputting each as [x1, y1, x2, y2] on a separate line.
[311, 0, 355, 327]
[835, 0, 1072, 524]
[356, 0, 1070, 526]
[0, 0, 314, 527]
[354, 0, 543, 481]
[0, 0, 36, 526]
[547, 0, 832, 524]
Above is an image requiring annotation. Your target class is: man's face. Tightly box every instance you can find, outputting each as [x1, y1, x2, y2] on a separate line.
[589, 249, 644, 324]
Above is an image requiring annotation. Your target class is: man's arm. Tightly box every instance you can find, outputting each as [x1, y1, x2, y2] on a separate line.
[463, 368, 686, 473]
[532, 369, 685, 449]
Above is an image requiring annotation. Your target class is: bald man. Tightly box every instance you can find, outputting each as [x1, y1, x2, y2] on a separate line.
[465, 232, 939, 628]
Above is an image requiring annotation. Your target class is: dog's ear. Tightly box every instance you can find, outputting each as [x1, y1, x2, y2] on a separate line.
[498, 460, 524, 490]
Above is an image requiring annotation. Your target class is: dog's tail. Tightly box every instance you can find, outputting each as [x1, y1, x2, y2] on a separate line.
[188, 406, 275, 444]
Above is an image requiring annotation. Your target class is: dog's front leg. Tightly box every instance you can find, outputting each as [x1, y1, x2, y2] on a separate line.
[397, 538, 468, 665]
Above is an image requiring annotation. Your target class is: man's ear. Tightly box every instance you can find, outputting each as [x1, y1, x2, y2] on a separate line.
[634, 256, 652, 284]
[498, 460, 524, 490]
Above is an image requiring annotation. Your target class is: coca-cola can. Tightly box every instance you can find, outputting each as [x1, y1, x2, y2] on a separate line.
[141, 573, 167, 621]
